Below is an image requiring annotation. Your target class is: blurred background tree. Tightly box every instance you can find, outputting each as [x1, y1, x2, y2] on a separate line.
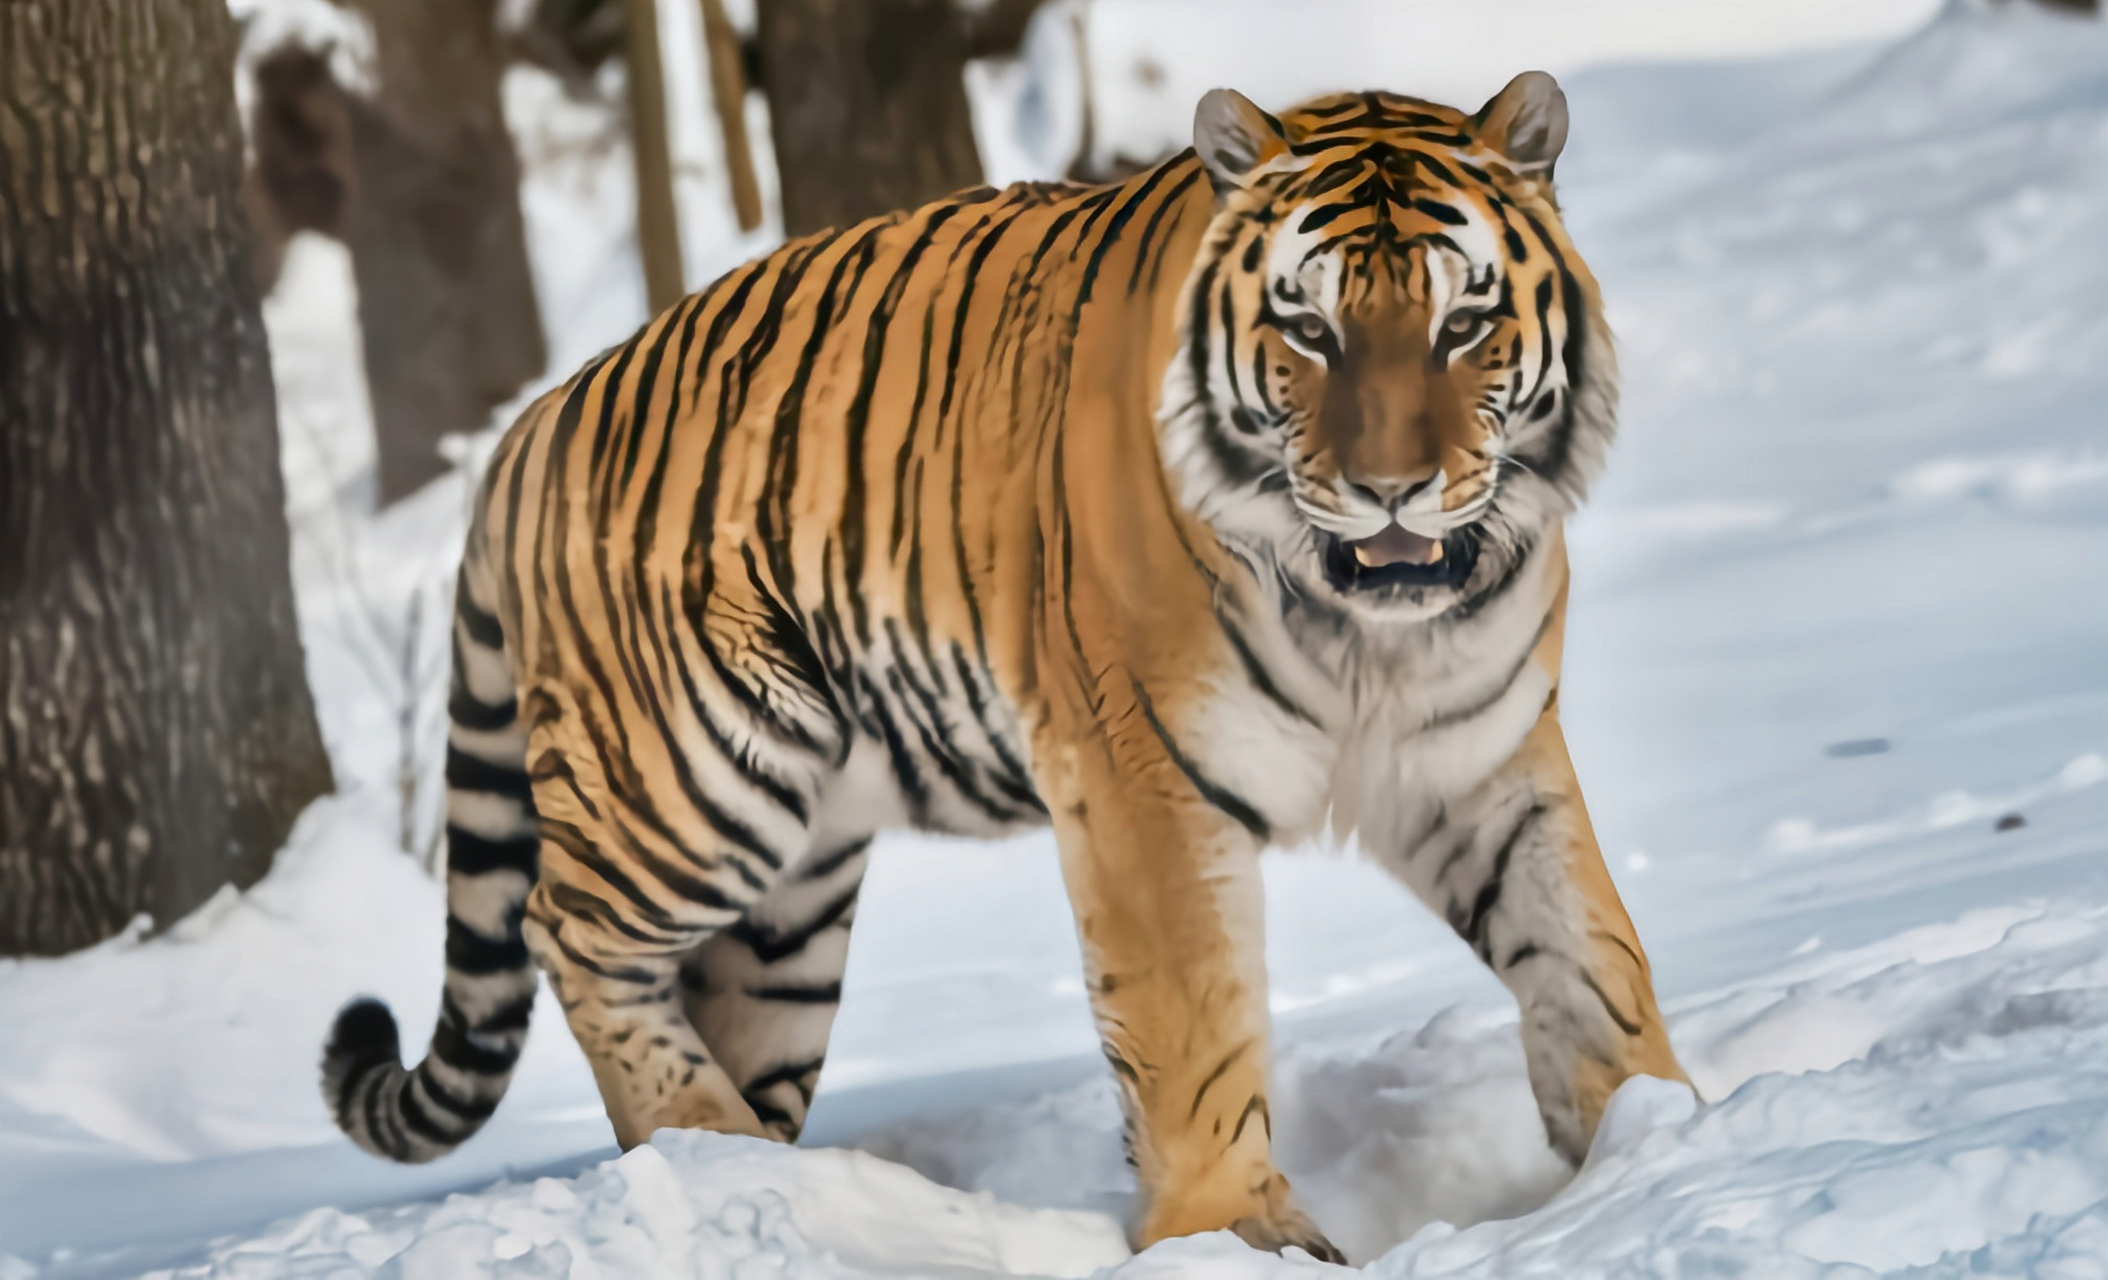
[754, 0, 986, 236]
[247, 0, 547, 506]
[249, 0, 1059, 456]
[0, 0, 334, 956]
[501, 0, 1052, 280]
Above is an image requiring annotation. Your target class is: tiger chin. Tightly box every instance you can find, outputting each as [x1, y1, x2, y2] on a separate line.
[320, 71, 1687, 1265]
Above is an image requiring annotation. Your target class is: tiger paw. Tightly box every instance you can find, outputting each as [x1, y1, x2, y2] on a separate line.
[1227, 1195, 1346, 1266]
[1143, 1170, 1344, 1265]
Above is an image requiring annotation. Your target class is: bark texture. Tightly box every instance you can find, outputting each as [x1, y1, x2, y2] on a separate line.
[756, 0, 984, 236]
[0, 0, 334, 955]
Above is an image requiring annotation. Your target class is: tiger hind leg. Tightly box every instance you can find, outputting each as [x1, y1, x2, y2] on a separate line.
[521, 753, 819, 1149]
[522, 885, 771, 1149]
[679, 834, 871, 1141]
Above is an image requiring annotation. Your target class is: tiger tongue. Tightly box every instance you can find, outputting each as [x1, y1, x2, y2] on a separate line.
[1350, 525, 1444, 568]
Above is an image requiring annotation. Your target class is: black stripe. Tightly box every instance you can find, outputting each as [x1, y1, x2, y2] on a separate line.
[626, 292, 712, 755]
[539, 913, 666, 984]
[884, 661, 1019, 825]
[1103, 1047, 1140, 1088]
[432, 994, 527, 1072]
[1453, 529, 1538, 621]
[756, 225, 888, 623]
[1457, 803, 1544, 959]
[411, 1067, 503, 1128]
[544, 880, 666, 945]
[948, 644, 1044, 812]
[743, 1056, 824, 1099]
[796, 835, 873, 882]
[1127, 164, 1203, 294]
[1073, 160, 1179, 315]
[882, 619, 1024, 822]
[1578, 966, 1646, 1036]
[1217, 611, 1319, 728]
[1499, 203, 1530, 262]
[445, 828, 538, 876]
[656, 581, 813, 824]
[1297, 197, 1365, 235]
[1185, 257, 1220, 415]
[1530, 275, 1557, 399]
[1502, 942, 1543, 970]
[1129, 677, 1269, 840]
[446, 746, 535, 804]
[358, 1063, 397, 1155]
[886, 304, 942, 561]
[936, 201, 1027, 424]
[448, 685, 518, 733]
[1286, 134, 1368, 159]
[1424, 608, 1554, 731]
[745, 981, 843, 1004]
[445, 915, 529, 976]
[742, 1093, 797, 1131]
[1188, 1040, 1251, 1120]
[536, 810, 719, 926]
[1410, 197, 1468, 226]
[392, 1081, 460, 1145]
[682, 241, 833, 744]
[725, 882, 861, 964]
[457, 590, 505, 650]
[858, 671, 932, 824]
[840, 202, 968, 648]
[612, 301, 687, 494]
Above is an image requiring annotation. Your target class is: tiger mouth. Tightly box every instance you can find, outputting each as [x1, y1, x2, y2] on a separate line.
[1322, 525, 1479, 593]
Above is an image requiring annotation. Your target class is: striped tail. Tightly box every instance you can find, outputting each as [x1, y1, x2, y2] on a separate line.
[322, 555, 540, 1162]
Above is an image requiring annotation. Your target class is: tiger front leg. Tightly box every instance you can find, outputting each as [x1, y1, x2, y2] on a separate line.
[1040, 728, 1342, 1263]
[1381, 707, 1688, 1162]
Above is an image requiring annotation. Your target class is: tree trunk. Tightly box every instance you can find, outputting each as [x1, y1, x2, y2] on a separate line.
[699, 0, 762, 233]
[755, 0, 985, 236]
[352, 0, 547, 505]
[249, 1, 547, 507]
[0, 0, 334, 956]
[623, 0, 686, 312]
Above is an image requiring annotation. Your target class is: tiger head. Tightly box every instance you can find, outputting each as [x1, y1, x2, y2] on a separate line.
[1161, 75, 1616, 625]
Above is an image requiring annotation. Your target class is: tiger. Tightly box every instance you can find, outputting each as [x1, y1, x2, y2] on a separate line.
[320, 72, 1688, 1260]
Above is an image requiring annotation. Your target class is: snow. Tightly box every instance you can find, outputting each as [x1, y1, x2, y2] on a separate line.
[2, 1, 2105, 1276]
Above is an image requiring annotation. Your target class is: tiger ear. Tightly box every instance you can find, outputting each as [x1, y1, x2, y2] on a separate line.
[1194, 89, 1289, 198]
[1474, 71, 1568, 175]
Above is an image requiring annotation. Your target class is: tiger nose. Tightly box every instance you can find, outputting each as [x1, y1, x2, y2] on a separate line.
[1345, 470, 1440, 510]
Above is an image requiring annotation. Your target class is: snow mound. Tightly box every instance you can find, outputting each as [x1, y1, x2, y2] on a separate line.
[1371, 899, 2108, 1276]
[147, 1132, 1129, 1279]
[115, 894, 2108, 1277]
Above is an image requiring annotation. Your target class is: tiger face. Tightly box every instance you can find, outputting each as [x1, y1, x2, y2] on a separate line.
[1167, 76, 1611, 625]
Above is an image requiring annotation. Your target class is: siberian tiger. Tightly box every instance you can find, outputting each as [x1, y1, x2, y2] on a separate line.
[322, 73, 1687, 1259]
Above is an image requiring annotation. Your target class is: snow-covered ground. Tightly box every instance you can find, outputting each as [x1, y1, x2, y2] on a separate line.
[4, 1, 2107, 1275]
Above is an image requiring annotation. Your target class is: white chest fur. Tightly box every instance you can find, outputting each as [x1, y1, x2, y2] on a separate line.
[1206, 534, 1562, 856]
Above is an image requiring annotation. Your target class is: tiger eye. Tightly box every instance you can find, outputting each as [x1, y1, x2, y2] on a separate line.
[1293, 314, 1329, 345]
